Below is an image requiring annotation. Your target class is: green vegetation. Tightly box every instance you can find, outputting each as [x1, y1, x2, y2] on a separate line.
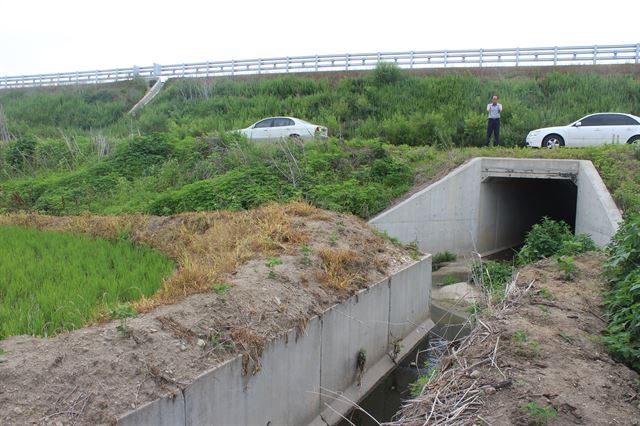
[517, 217, 596, 264]
[472, 260, 515, 300]
[432, 251, 456, 271]
[110, 303, 138, 337]
[409, 361, 439, 397]
[556, 255, 576, 281]
[1, 67, 640, 219]
[0, 225, 173, 339]
[442, 275, 459, 286]
[603, 214, 640, 372]
[522, 401, 558, 425]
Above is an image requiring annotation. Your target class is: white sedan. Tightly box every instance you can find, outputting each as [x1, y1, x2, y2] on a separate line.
[237, 117, 328, 141]
[526, 113, 640, 148]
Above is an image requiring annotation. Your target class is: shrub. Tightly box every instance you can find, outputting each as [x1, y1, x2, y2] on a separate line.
[372, 62, 404, 86]
[517, 218, 596, 264]
[603, 214, 640, 371]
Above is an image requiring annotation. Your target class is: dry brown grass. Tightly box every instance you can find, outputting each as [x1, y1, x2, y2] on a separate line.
[317, 247, 366, 290]
[0, 202, 317, 312]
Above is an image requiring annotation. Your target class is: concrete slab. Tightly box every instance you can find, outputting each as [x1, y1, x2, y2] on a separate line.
[371, 157, 622, 257]
[245, 316, 322, 426]
[319, 278, 391, 407]
[184, 356, 248, 426]
[118, 391, 185, 426]
[432, 264, 470, 286]
[389, 256, 431, 340]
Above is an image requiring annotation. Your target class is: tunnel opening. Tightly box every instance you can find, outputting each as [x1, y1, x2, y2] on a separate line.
[478, 177, 578, 255]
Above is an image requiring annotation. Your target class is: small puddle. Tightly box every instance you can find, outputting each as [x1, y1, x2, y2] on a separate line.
[337, 305, 471, 426]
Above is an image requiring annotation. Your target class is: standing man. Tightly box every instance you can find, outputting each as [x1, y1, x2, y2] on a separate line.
[485, 95, 503, 146]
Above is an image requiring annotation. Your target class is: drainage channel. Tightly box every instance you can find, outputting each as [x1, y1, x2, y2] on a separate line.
[337, 305, 471, 426]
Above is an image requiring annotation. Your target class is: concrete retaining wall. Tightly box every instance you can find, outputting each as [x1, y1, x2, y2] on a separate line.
[118, 255, 432, 426]
[370, 157, 622, 256]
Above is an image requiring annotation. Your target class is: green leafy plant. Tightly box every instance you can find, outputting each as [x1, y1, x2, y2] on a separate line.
[518, 217, 596, 265]
[556, 255, 576, 281]
[211, 283, 232, 304]
[471, 260, 514, 301]
[512, 330, 529, 344]
[602, 214, 640, 372]
[373, 229, 401, 246]
[522, 401, 558, 425]
[409, 366, 439, 397]
[265, 257, 283, 279]
[559, 333, 574, 345]
[300, 245, 313, 266]
[442, 275, 459, 286]
[537, 304, 551, 319]
[537, 287, 555, 301]
[432, 251, 456, 271]
[110, 303, 138, 337]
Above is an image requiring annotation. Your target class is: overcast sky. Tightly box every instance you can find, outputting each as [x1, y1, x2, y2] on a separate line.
[1, 0, 639, 76]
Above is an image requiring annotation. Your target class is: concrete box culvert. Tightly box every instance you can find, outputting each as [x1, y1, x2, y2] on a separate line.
[118, 256, 433, 426]
[369, 157, 622, 256]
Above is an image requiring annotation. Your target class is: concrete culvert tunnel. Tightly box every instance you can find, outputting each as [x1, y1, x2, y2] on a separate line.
[369, 157, 622, 256]
[478, 177, 578, 255]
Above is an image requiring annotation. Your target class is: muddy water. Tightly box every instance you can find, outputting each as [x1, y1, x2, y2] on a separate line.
[337, 307, 470, 426]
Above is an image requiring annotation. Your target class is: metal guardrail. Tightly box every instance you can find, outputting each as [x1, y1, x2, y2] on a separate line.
[1, 44, 639, 89]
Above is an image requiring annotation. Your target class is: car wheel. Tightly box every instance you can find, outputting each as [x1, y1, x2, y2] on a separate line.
[627, 135, 640, 144]
[288, 134, 303, 144]
[542, 134, 564, 149]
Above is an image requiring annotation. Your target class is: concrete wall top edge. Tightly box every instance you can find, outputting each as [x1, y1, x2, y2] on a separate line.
[369, 158, 482, 223]
[182, 256, 429, 389]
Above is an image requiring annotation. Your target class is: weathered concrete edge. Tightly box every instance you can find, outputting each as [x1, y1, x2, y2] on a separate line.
[118, 255, 432, 426]
[308, 317, 435, 426]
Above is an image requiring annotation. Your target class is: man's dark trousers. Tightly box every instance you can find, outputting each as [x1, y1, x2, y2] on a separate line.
[486, 118, 500, 146]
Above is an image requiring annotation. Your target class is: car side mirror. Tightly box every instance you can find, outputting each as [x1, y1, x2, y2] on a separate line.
[574, 121, 582, 127]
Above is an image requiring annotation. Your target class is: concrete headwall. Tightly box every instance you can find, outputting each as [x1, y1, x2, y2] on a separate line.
[118, 256, 432, 426]
[575, 161, 623, 246]
[370, 157, 622, 256]
[368, 159, 483, 254]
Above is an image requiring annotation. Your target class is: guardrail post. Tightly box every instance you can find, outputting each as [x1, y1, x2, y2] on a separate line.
[636, 44, 639, 64]
[314, 55, 319, 72]
[410, 51, 415, 69]
[516, 47, 520, 66]
[444, 50, 448, 67]
[346, 53, 350, 71]
[206, 61, 210, 77]
[286, 57, 290, 73]
[479, 49, 483, 67]
[258, 58, 262, 75]
[593, 45, 598, 65]
[232, 60, 235, 76]
[554, 46, 558, 66]
[75, 72, 79, 85]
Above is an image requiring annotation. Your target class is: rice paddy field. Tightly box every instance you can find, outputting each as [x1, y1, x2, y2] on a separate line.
[0, 225, 174, 339]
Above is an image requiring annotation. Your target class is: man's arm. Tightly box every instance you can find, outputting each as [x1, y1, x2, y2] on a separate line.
[487, 104, 491, 112]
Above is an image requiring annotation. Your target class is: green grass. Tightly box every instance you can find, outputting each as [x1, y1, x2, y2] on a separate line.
[0, 225, 174, 339]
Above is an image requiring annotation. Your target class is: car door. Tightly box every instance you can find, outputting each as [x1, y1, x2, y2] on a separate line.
[271, 118, 295, 140]
[575, 114, 606, 147]
[249, 118, 274, 140]
[606, 114, 639, 144]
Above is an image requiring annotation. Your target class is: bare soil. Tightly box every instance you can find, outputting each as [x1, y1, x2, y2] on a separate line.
[399, 254, 639, 425]
[475, 255, 640, 425]
[0, 206, 414, 425]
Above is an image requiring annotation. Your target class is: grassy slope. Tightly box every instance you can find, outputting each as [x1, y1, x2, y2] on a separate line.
[0, 225, 173, 338]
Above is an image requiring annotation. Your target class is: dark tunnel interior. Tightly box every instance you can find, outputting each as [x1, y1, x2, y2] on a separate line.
[479, 177, 578, 254]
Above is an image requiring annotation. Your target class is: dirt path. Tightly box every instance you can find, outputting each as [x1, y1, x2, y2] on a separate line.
[395, 254, 639, 425]
[0, 205, 414, 425]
